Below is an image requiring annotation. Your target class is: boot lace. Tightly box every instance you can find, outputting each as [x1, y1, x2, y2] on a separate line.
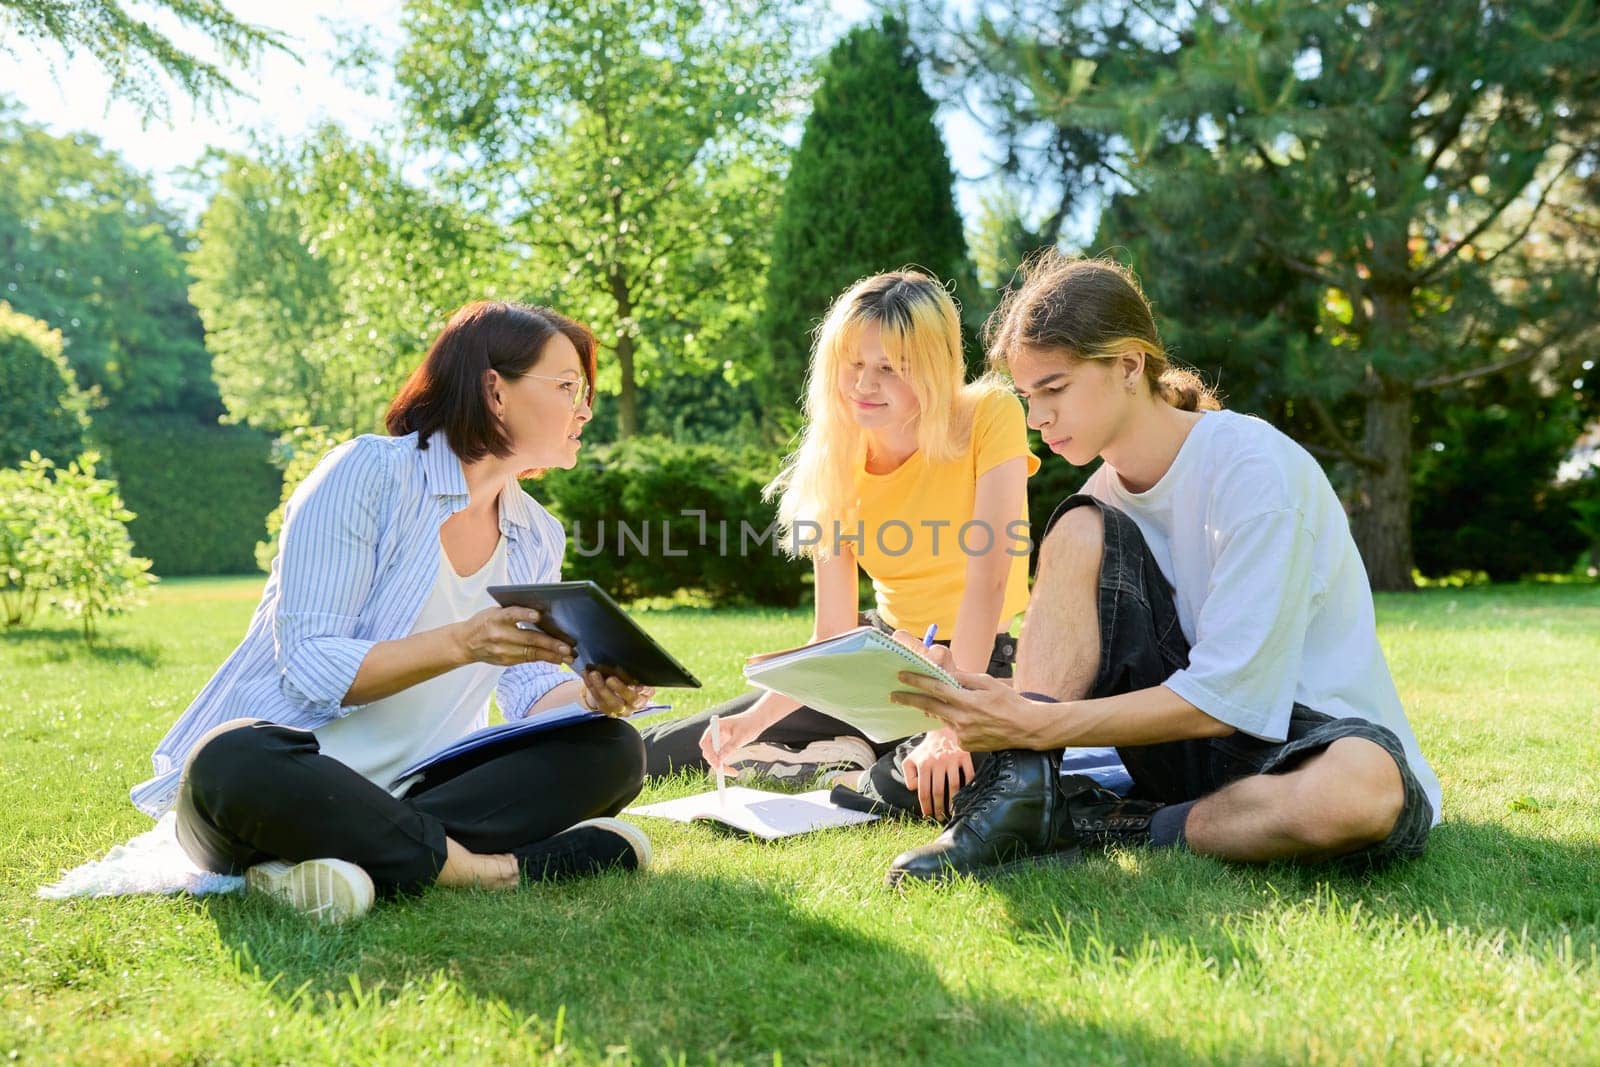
[950, 750, 1019, 821]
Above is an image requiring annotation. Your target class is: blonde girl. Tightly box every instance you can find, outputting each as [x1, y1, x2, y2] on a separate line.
[641, 271, 1039, 821]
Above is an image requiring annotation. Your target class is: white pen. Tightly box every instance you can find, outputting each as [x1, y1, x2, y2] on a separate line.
[710, 714, 727, 809]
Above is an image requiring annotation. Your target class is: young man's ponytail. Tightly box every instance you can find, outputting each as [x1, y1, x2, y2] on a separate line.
[1156, 366, 1223, 413]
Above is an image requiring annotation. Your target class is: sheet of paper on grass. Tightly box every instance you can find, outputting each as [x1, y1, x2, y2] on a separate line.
[627, 786, 879, 840]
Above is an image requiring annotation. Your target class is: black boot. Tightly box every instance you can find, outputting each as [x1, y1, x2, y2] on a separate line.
[1056, 775, 1162, 849]
[885, 749, 1080, 886]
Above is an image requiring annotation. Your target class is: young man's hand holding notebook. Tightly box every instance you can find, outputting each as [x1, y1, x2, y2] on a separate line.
[742, 626, 961, 743]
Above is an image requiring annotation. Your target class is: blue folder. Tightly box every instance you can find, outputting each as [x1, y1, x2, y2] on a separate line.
[389, 702, 670, 791]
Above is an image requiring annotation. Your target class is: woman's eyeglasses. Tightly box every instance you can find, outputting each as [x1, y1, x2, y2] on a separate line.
[523, 373, 592, 412]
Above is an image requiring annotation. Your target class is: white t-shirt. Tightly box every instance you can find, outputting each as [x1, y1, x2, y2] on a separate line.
[1083, 410, 1441, 823]
[315, 535, 510, 795]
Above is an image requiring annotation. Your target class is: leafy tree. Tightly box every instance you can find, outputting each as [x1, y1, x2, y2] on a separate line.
[0, 302, 91, 467]
[384, 0, 809, 438]
[188, 128, 508, 437]
[0, 0, 290, 118]
[0, 105, 220, 419]
[765, 16, 976, 408]
[939, 0, 1600, 588]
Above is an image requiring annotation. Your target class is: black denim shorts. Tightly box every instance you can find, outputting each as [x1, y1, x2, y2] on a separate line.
[1044, 494, 1434, 869]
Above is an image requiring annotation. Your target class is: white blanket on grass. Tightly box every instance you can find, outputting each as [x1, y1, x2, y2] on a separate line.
[36, 813, 245, 899]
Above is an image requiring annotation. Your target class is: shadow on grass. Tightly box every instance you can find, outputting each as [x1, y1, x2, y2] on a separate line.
[984, 818, 1600, 973]
[205, 869, 1211, 1064]
[0, 626, 163, 668]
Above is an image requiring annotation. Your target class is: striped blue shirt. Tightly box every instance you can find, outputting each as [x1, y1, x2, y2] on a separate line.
[130, 432, 570, 818]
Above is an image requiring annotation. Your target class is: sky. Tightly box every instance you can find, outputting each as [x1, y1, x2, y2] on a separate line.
[0, 0, 1004, 227]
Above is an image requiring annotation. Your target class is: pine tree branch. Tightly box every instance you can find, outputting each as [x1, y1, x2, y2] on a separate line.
[1303, 441, 1387, 472]
[1419, 93, 1472, 178]
[1411, 166, 1545, 285]
[1097, 156, 1149, 197]
[1038, 188, 1075, 247]
[1414, 350, 1539, 390]
[1305, 395, 1385, 472]
[1548, 199, 1600, 238]
[1473, 153, 1580, 271]
[1124, 0, 1185, 41]
[1262, 242, 1344, 289]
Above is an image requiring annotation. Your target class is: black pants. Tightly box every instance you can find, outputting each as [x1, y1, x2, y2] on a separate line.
[174, 716, 646, 895]
[640, 613, 1017, 777]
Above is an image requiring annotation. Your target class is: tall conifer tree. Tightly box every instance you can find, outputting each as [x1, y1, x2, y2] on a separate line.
[764, 17, 975, 412]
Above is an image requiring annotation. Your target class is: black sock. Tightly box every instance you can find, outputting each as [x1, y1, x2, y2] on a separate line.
[1149, 800, 1196, 849]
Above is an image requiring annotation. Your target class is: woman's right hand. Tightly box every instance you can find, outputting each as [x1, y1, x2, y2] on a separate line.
[698, 709, 768, 773]
[455, 607, 575, 668]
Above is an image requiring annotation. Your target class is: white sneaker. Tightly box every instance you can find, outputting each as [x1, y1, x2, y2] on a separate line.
[245, 858, 375, 924]
[728, 735, 878, 783]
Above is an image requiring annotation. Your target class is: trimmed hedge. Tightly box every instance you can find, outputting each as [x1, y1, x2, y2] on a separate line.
[533, 437, 809, 607]
[94, 415, 283, 576]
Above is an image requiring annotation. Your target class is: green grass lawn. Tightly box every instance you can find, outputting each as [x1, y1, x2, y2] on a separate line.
[4, 577, 1598, 1064]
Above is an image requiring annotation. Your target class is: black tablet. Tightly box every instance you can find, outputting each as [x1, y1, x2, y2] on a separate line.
[487, 580, 702, 689]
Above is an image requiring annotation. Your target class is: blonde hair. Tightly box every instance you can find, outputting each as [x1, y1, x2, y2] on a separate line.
[767, 270, 1010, 558]
[985, 251, 1222, 412]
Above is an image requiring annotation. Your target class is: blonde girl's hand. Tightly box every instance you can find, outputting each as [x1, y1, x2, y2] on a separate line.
[900, 727, 974, 821]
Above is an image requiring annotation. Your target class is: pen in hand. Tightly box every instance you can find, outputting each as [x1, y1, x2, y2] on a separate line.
[711, 714, 727, 809]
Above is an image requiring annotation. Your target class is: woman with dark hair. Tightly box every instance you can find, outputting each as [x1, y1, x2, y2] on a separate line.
[130, 301, 654, 922]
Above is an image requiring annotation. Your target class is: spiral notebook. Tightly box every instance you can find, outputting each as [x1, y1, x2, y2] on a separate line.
[742, 626, 961, 743]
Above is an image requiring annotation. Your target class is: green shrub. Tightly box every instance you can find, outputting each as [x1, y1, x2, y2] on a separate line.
[0, 303, 93, 468]
[534, 437, 809, 607]
[95, 414, 283, 576]
[0, 452, 155, 637]
[1412, 392, 1589, 581]
[0, 459, 57, 627]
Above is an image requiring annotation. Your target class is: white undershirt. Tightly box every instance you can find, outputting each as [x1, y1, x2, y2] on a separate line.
[315, 535, 509, 795]
[1084, 410, 1442, 823]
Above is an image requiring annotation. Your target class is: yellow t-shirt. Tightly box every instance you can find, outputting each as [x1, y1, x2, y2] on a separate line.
[851, 390, 1040, 635]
